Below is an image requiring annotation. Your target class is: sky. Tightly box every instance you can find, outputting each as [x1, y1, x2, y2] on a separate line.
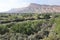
[0, 0, 60, 12]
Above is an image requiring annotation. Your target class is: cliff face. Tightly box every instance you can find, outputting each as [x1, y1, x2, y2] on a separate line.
[7, 3, 60, 13]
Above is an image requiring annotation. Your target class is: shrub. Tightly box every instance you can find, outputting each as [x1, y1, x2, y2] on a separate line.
[0, 24, 9, 35]
[11, 20, 43, 35]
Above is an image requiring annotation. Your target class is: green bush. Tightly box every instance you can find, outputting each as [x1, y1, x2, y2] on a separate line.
[0, 24, 9, 35]
[11, 20, 43, 35]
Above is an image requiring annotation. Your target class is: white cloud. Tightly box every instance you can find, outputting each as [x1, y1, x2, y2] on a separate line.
[1, 0, 60, 12]
[0, 0, 29, 12]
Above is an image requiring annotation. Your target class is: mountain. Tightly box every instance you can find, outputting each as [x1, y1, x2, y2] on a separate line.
[7, 3, 60, 13]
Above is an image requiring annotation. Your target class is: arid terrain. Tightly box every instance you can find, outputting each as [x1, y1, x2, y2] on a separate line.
[0, 3, 60, 40]
[7, 3, 60, 13]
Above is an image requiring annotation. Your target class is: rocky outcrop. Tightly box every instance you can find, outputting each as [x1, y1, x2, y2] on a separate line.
[7, 3, 60, 13]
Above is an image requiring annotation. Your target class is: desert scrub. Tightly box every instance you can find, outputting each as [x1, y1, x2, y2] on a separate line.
[0, 24, 9, 35]
[54, 17, 60, 34]
[11, 20, 44, 35]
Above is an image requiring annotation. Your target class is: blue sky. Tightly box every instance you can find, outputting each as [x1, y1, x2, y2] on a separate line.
[0, 0, 60, 12]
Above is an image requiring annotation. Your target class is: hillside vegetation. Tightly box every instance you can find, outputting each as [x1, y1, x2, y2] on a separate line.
[0, 13, 60, 40]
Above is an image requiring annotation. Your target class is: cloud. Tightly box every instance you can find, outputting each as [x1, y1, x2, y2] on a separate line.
[0, 0, 60, 12]
[0, 0, 29, 12]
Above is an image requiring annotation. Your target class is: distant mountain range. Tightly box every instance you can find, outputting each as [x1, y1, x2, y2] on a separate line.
[7, 3, 60, 13]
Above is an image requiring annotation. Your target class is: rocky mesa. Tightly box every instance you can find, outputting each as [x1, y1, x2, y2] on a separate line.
[7, 3, 60, 13]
